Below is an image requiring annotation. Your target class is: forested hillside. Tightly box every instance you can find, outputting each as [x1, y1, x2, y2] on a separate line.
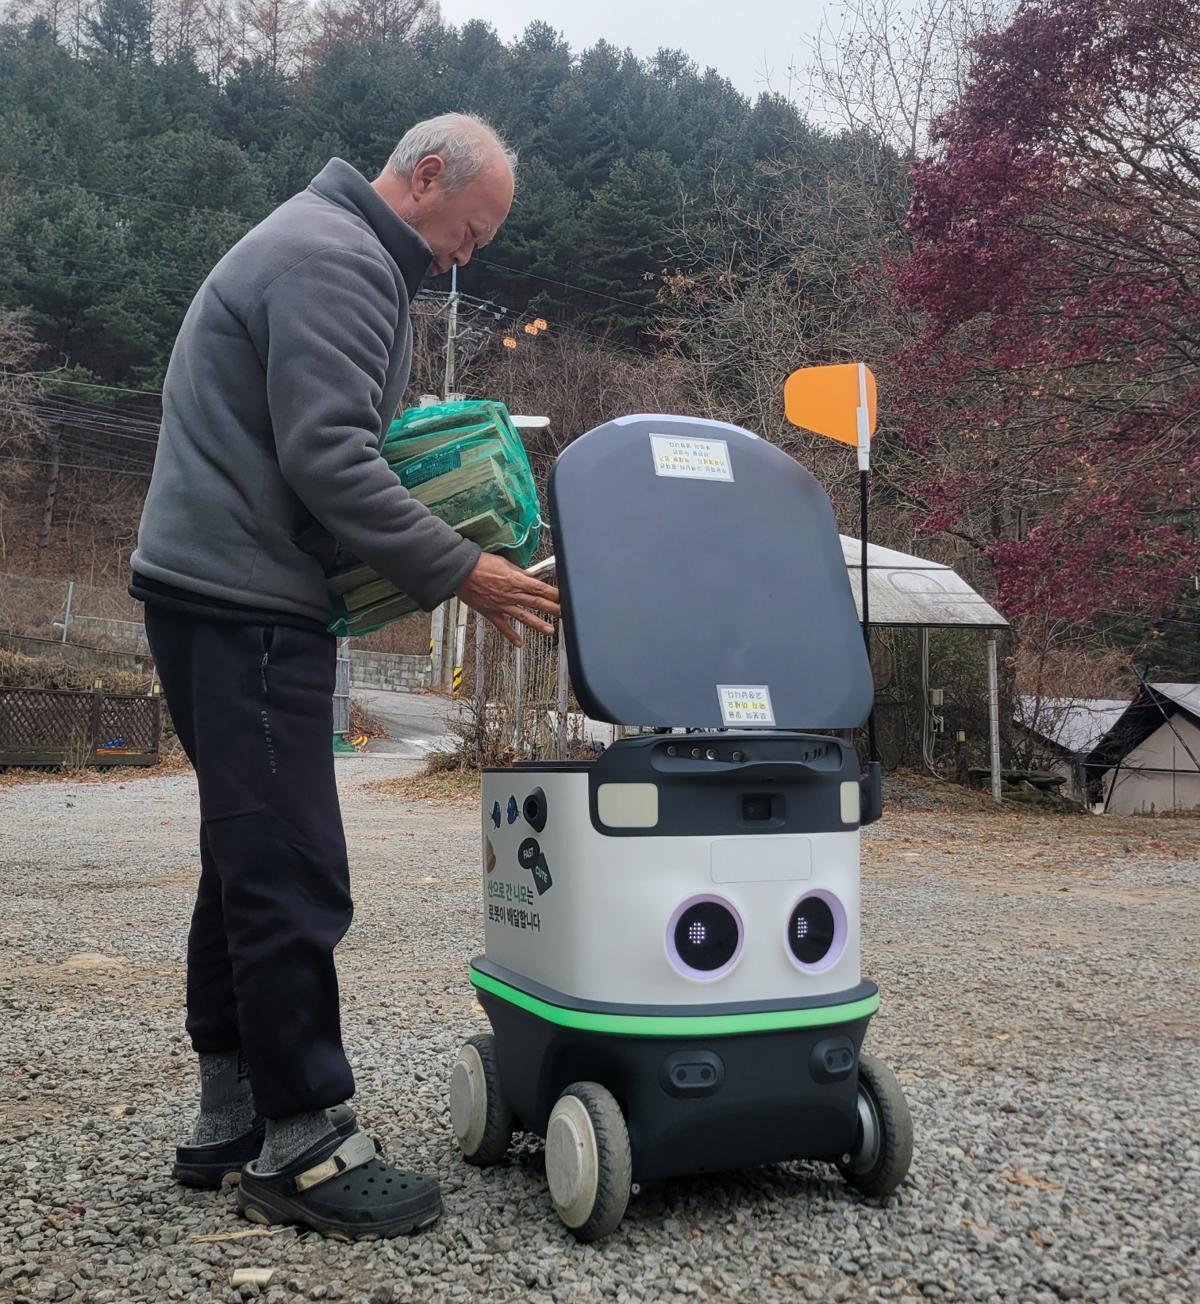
[0, 0, 1195, 688]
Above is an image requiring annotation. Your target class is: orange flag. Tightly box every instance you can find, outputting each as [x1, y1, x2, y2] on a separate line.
[784, 363, 877, 465]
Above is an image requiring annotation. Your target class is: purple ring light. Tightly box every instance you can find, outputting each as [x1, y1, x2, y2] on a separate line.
[784, 890, 847, 974]
[666, 894, 744, 981]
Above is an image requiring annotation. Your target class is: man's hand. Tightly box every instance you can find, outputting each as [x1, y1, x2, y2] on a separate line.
[456, 553, 561, 647]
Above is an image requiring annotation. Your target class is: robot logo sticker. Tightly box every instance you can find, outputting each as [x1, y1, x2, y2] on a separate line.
[532, 854, 553, 896]
[649, 435, 734, 482]
[717, 685, 776, 728]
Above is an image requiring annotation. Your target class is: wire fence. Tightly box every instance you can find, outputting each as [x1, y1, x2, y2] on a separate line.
[0, 572, 146, 651]
[0, 568, 611, 763]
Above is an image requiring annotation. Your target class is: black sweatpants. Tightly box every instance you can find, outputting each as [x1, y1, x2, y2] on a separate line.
[145, 606, 355, 1119]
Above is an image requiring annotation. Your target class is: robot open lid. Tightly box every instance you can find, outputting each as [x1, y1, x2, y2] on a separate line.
[449, 412, 912, 1241]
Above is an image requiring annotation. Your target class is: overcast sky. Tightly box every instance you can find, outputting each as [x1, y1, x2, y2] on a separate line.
[434, 0, 831, 101]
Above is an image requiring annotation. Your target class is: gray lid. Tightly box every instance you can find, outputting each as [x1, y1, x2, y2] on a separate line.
[549, 414, 873, 729]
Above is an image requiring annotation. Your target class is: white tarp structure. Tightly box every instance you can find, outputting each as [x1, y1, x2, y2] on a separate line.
[1085, 683, 1200, 814]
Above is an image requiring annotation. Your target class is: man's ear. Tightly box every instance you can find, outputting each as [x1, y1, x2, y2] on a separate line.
[412, 154, 446, 195]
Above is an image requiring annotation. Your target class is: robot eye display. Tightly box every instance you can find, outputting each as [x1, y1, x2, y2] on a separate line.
[786, 892, 846, 971]
[667, 897, 743, 979]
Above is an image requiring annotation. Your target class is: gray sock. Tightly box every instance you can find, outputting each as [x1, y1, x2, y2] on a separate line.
[257, 1110, 337, 1173]
[190, 1050, 256, 1145]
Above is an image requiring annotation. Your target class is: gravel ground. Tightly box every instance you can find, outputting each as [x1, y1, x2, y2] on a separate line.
[1, 761, 1197, 1304]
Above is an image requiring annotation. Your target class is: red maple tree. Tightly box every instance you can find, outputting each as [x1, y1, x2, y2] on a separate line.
[884, 0, 1199, 625]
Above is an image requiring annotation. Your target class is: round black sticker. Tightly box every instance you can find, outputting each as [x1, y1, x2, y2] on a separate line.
[518, 837, 541, 869]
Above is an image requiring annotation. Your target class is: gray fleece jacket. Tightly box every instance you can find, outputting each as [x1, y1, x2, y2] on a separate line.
[131, 158, 481, 623]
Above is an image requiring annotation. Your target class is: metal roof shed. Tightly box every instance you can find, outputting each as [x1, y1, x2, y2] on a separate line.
[840, 538, 1007, 630]
[839, 538, 1009, 799]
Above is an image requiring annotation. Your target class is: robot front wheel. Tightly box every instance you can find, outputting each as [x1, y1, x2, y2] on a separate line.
[544, 1082, 633, 1242]
[835, 1051, 913, 1198]
[450, 1034, 513, 1167]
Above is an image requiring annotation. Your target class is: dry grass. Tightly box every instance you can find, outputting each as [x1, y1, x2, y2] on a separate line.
[364, 764, 479, 805]
[0, 647, 151, 695]
[348, 697, 390, 740]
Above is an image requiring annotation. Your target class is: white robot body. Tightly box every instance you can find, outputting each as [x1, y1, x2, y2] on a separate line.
[480, 769, 862, 1007]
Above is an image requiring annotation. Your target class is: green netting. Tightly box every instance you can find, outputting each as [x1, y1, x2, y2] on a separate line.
[327, 400, 542, 637]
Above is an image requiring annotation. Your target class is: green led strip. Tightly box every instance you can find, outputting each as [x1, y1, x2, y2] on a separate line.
[470, 970, 879, 1038]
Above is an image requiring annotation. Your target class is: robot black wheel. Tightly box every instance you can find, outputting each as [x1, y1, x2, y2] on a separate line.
[835, 1051, 913, 1198]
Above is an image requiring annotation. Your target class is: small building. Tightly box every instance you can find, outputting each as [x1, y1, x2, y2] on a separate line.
[1083, 683, 1200, 814]
[1014, 697, 1132, 805]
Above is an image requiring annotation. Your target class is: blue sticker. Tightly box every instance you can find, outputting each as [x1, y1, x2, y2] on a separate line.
[491, 801, 502, 829]
[506, 796, 518, 825]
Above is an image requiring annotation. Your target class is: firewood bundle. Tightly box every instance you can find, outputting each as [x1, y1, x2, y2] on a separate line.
[327, 400, 542, 636]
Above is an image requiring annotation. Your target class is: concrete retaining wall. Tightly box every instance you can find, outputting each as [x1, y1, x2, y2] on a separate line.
[70, 616, 150, 653]
[350, 649, 430, 693]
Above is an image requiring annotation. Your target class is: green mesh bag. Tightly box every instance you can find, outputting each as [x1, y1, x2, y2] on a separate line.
[327, 399, 542, 637]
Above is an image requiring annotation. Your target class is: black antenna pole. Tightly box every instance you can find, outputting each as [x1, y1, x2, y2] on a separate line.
[860, 466, 878, 764]
[855, 362, 883, 824]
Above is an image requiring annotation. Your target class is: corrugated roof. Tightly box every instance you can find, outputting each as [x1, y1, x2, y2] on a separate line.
[840, 537, 1008, 629]
[1016, 697, 1132, 755]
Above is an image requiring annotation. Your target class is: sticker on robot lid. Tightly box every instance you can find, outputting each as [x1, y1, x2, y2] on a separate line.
[517, 837, 540, 870]
[717, 684, 776, 728]
[532, 854, 553, 896]
[650, 435, 734, 482]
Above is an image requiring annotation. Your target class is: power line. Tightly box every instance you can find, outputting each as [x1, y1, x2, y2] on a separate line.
[0, 240, 206, 297]
[0, 453, 152, 478]
[32, 391, 160, 421]
[5, 372, 167, 399]
[35, 398, 161, 431]
[472, 257, 653, 311]
[7, 173, 263, 225]
[4, 402, 162, 448]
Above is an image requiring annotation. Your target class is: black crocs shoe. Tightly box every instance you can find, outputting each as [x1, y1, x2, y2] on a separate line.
[173, 1103, 357, 1189]
[237, 1129, 441, 1240]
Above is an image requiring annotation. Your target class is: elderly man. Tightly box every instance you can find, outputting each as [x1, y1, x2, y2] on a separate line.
[130, 114, 559, 1239]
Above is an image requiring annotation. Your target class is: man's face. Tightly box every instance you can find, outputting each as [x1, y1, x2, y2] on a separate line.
[400, 153, 514, 276]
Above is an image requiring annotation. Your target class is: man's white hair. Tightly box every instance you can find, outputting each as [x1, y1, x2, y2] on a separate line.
[388, 113, 517, 192]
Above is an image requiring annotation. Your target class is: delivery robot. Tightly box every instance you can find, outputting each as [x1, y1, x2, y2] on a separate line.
[449, 413, 912, 1240]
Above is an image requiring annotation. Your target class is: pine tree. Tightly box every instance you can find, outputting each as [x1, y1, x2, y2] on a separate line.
[578, 150, 681, 336]
[84, 0, 151, 63]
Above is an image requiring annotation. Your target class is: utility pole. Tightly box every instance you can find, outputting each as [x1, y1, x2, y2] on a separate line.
[433, 264, 461, 691]
[443, 264, 459, 401]
[37, 432, 61, 568]
[987, 634, 1003, 803]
